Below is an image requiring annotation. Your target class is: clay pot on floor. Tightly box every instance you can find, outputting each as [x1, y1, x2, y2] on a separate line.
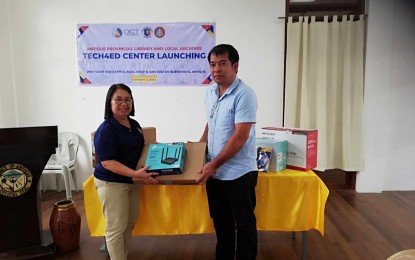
[49, 199, 81, 251]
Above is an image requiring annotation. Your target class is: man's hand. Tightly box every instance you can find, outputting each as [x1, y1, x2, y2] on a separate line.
[196, 162, 217, 185]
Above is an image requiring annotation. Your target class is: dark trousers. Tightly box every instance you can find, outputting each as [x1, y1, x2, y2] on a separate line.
[206, 171, 258, 260]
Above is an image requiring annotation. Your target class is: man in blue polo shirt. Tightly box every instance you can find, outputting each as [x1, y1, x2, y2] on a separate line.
[197, 44, 258, 260]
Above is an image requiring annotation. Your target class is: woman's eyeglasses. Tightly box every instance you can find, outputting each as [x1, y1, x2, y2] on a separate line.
[112, 98, 132, 105]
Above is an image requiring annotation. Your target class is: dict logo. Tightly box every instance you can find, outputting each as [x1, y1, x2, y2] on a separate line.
[124, 28, 140, 36]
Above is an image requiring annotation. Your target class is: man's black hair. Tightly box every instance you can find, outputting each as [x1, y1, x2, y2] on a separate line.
[208, 44, 239, 65]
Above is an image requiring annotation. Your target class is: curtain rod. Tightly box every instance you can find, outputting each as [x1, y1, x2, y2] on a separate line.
[278, 14, 367, 19]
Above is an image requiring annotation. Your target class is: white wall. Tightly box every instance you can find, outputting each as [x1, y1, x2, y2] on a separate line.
[0, 1, 16, 127]
[3, 0, 414, 193]
[357, 0, 415, 192]
[0, 0, 285, 190]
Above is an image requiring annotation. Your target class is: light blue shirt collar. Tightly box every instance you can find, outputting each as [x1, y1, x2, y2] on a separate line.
[211, 77, 241, 100]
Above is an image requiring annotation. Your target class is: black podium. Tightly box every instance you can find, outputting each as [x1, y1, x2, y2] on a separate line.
[0, 126, 57, 258]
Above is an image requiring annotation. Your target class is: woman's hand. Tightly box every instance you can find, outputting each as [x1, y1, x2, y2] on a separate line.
[135, 165, 159, 184]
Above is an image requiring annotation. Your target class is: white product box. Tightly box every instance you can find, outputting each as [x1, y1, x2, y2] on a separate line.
[260, 127, 318, 171]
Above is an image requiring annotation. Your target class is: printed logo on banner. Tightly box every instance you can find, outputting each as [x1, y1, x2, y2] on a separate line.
[154, 27, 165, 38]
[112, 28, 123, 38]
[77, 22, 216, 86]
[142, 27, 152, 38]
[124, 28, 140, 36]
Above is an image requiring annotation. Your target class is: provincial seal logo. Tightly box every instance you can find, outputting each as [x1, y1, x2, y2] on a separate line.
[142, 27, 153, 38]
[154, 27, 165, 38]
[0, 163, 33, 197]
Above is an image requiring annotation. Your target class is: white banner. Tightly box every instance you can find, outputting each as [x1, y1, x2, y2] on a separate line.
[77, 23, 215, 86]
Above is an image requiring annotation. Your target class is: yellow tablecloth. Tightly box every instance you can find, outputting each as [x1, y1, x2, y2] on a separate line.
[83, 169, 329, 236]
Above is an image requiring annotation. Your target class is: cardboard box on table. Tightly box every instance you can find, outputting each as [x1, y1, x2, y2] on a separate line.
[260, 127, 318, 171]
[135, 127, 206, 184]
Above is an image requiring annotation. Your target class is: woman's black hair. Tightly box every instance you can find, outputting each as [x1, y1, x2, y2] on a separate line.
[208, 44, 239, 65]
[104, 83, 135, 119]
